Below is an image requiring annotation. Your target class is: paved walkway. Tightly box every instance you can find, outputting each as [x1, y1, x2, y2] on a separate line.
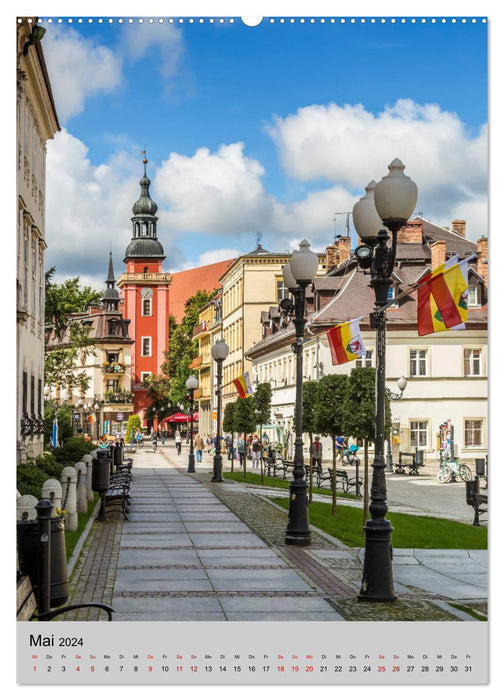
[63, 444, 487, 622]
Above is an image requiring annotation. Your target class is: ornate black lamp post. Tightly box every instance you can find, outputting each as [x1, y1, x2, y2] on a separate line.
[211, 339, 229, 482]
[385, 376, 408, 473]
[186, 375, 199, 473]
[353, 158, 418, 601]
[281, 240, 319, 546]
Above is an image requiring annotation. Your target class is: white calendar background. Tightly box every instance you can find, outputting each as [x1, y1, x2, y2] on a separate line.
[9, 0, 500, 693]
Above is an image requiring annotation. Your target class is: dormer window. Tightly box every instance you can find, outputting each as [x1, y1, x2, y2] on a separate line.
[467, 285, 480, 307]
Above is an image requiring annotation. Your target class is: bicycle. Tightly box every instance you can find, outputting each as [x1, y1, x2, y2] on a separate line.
[437, 457, 472, 484]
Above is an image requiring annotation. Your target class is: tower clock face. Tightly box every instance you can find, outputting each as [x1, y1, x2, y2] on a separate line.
[140, 287, 153, 299]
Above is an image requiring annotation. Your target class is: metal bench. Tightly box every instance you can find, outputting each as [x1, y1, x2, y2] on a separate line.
[465, 479, 488, 527]
[394, 450, 424, 475]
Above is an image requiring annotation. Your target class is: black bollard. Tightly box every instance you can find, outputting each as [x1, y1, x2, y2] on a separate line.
[36, 499, 53, 617]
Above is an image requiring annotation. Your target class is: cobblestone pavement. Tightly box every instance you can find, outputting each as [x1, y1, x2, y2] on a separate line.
[62, 443, 487, 622]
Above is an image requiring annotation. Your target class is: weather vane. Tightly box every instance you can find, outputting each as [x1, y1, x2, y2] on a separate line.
[140, 145, 148, 164]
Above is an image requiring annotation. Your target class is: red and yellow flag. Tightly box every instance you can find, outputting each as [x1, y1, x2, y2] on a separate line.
[417, 256, 469, 336]
[326, 318, 366, 365]
[233, 371, 253, 398]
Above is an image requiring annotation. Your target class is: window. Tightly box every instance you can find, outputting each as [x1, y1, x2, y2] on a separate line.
[467, 285, 479, 307]
[106, 379, 119, 393]
[464, 419, 484, 448]
[409, 349, 427, 376]
[141, 372, 151, 383]
[410, 420, 428, 447]
[142, 298, 152, 316]
[355, 350, 373, 368]
[30, 375, 35, 415]
[141, 337, 151, 356]
[464, 348, 482, 376]
[276, 279, 290, 302]
[22, 371, 27, 414]
[107, 352, 120, 364]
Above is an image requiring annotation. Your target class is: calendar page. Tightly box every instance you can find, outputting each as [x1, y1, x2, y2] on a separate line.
[14, 0, 491, 690]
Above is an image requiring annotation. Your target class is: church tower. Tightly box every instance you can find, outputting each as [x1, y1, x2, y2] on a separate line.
[117, 157, 171, 417]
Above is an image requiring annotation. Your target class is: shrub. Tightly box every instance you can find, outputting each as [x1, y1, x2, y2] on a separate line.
[52, 436, 91, 465]
[17, 453, 64, 497]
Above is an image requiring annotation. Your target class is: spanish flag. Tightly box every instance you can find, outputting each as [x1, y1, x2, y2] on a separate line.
[233, 371, 254, 398]
[327, 318, 367, 365]
[417, 256, 469, 336]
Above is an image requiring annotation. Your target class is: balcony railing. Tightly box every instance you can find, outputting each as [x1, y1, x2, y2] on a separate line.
[97, 392, 134, 404]
[102, 363, 126, 374]
[192, 321, 211, 338]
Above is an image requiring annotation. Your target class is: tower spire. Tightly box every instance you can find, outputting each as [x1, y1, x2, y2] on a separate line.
[102, 251, 120, 311]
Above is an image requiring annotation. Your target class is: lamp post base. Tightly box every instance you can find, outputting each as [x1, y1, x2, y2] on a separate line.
[188, 453, 195, 473]
[358, 517, 397, 602]
[284, 479, 311, 546]
[212, 454, 223, 482]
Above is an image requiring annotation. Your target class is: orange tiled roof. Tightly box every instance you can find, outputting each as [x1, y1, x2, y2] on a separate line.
[169, 259, 235, 323]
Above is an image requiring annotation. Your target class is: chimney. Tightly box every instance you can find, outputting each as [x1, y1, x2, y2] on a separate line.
[397, 219, 423, 243]
[430, 239, 446, 270]
[451, 219, 466, 237]
[325, 244, 338, 270]
[476, 236, 488, 287]
[339, 236, 351, 263]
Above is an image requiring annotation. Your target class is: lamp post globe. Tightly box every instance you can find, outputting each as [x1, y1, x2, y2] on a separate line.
[282, 261, 298, 292]
[397, 376, 408, 392]
[374, 158, 418, 227]
[211, 339, 229, 482]
[354, 159, 417, 602]
[186, 375, 199, 473]
[289, 239, 319, 287]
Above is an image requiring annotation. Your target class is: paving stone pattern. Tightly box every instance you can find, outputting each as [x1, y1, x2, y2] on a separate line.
[62, 446, 486, 622]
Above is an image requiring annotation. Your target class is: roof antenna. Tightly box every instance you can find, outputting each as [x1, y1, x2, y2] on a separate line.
[333, 212, 351, 241]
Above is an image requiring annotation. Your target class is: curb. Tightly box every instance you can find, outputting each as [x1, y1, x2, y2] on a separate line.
[67, 498, 101, 578]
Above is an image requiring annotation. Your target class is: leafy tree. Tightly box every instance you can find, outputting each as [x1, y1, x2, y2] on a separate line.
[233, 396, 256, 480]
[223, 401, 237, 473]
[44, 323, 97, 396]
[302, 381, 318, 503]
[314, 374, 348, 515]
[44, 402, 73, 447]
[45, 268, 101, 338]
[165, 291, 216, 406]
[126, 414, 142, 444]
[253, 382, 272, 484]
[342, 367, 391, 524]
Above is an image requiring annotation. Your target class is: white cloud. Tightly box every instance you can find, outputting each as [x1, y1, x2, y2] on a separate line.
[154, 142, 278, 234]
[42, 25, 123, 123]
[121, 22, 184, 79]
[268, 99, 488, 238]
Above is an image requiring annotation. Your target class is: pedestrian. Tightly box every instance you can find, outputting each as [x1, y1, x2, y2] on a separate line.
[335, 435, 347, 464]
[311, 435, 323, 474]
[238, 434, 245, 466]
[175, 429, 182, 455]
[225, 434, 233, 460]
[251, 435, 262, 469]
[194, 434, 204, 463]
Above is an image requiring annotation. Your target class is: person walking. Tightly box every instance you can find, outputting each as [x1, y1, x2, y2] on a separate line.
[335, 435, 347, 464]
[237, 434, 245, 467]
[311, 435, 323, 474]
[175, 429, 182, 455]
[194, 434, 204, 463]
[251, 435, 262, 469]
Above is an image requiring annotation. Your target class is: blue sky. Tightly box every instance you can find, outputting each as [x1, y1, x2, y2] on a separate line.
[34, 11, 488, 289]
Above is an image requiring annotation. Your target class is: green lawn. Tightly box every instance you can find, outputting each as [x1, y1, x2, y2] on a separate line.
[271, 497, 488, 549]
[222, 470, 359, 499]
[65, 494, 99, 560]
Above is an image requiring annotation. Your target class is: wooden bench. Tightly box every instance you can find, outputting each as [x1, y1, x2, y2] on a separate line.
[105, 479, 131, 519]
[17, 574, 114, 621]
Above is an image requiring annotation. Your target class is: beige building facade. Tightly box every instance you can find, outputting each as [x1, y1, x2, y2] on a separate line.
[219, 242, 327, 407]
[16, 18, 59, 461]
